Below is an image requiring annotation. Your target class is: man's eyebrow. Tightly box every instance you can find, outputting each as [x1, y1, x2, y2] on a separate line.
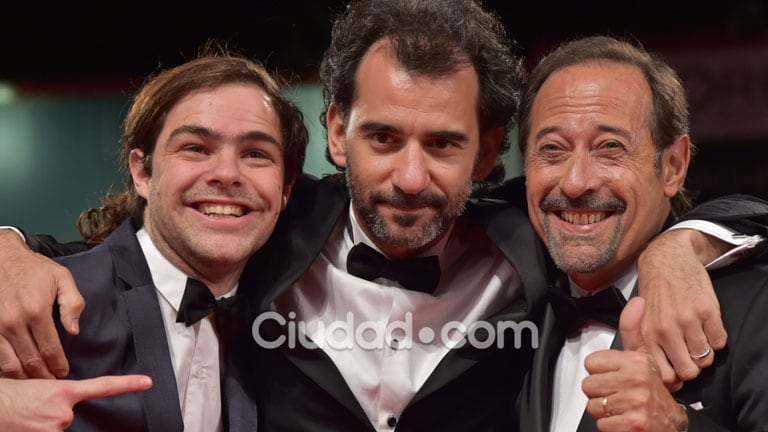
[358, 121, 400, 134]
[533, 126, 559, 142]
[596, 124, 632, 141]
[428, 130, 469, 143]
[168, 125, 281, 147]
[169, 125, 221, 140]
[358, 122, 469, 143]
[238, 130, 282, 147]
[532, 125, 632, 142]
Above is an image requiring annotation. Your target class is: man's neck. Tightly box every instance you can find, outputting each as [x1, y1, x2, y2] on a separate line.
[141, 228, 242, 297]
[569, 259, 636, 293]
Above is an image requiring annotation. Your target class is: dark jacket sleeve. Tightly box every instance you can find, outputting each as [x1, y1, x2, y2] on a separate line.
[678, 194, 768, 237]
[487, 175, 528, 212]
[679, 194, 768, 262]
[685, 407, 729, 432]
[18, 229, 90, 258]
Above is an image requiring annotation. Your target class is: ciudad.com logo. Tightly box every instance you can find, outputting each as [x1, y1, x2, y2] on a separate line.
[251, 311, 539, 350]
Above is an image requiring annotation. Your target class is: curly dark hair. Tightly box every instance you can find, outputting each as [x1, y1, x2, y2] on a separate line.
[78, 41, 308, 245]
[319, 0, 525, 192]
[517, 35, 696, 213]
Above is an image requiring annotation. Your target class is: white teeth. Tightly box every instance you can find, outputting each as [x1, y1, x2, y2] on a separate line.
[198, 204, 245, 218]
[560, 211, 607, 225]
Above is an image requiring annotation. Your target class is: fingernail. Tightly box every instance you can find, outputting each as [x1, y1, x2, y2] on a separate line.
[70, 320, 80, 334]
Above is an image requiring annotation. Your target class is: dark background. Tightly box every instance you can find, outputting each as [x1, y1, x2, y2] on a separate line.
[3, 0, 767, 204]
[3, 1, 766, 82]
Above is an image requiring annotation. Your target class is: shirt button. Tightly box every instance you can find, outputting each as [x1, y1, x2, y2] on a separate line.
[387, 416, 397, 428]
[390, 338, 400, 350]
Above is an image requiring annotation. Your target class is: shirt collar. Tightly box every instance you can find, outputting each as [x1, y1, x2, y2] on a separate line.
[569, 262, 638, 301]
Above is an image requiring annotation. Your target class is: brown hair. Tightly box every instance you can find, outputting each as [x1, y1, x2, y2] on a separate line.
[78, 43, 308, 244]
[319, 0, 525, 194]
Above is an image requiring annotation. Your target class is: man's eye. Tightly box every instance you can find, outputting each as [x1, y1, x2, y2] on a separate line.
[182, 145, 205, 153]
[432, 139, 452, 150]
[371, 133, 394, 144]
[540, 143, 561, 153]
[245, 150, 269, 159]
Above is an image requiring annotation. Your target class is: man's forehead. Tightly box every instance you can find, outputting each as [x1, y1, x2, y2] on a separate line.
[158, 83, 284, 144]
[533, 62, 652, 128]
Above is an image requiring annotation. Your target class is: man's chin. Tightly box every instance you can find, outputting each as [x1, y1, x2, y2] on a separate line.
[385, 223, 443, 250]
[550, 244, 612, 273]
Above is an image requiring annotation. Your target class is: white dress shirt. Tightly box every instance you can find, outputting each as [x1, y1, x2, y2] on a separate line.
[273, 207, 523, 431]
[549, 221, 765, 431]
[549, 266, 637, 432]
[137, 228, 237, 432]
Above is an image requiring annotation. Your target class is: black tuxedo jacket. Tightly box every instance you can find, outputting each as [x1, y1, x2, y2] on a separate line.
[54, 220, 257, 432]
[674, 262, 768, 431]
[22, 175, 768, 431]
[518, 231, 768, 431]
[232, 173, 550, 432]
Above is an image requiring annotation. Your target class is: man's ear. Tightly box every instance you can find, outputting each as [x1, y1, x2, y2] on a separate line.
[326, 103, 348, 168]
[662, 134, 691, 198]
[128, 149, 151, 200]
[474, 127, 504, 181]
[280, 183, 293, 211]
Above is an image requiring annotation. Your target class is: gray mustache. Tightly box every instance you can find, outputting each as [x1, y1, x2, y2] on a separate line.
[540, 195, 626, 212]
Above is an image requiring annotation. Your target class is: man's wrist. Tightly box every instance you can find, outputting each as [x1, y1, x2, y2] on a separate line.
[658, 227, 727, 266]
[668, 220, 766, 268]
[0, 226, 27, 244]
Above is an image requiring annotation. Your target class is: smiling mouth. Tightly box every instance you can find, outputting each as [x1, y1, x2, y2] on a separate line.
[558, 210, 611, 225]
[196, 203, 249, 219]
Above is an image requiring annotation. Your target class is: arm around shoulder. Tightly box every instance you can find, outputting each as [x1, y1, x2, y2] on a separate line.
[0, 229, 85, 379]
[680, 194, 768, 237]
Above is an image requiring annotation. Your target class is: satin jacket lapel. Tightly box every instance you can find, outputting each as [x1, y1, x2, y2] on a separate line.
[412, 200, 549, 404]
[575, 282, 638, 430]
[284, 342, 371, 426]
[241, 174, 370, 424]
[221, 352, 258, 432]
[575, 411, 599, 432]
[467, 199, 549, 312]
[519, 277, 568, 432]
[107, 221, 184, 431]
[608, 282, 637, 352]
[412, 297, 533, 405]
[240, 174, 348, 312]
[254, 315, 370, 426]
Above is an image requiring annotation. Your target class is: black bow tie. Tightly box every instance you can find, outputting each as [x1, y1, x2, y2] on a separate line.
[547, 282, 627, 336]
[176, 278, 241, 342]
[346, 243, 441, 294]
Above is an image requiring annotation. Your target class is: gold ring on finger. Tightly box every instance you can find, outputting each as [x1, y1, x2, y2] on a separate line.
[601, 396, 611, 417]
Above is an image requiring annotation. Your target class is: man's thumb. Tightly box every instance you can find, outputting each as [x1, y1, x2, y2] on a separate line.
[619, 297, 646, 352]
[55, 267, 85, 335]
